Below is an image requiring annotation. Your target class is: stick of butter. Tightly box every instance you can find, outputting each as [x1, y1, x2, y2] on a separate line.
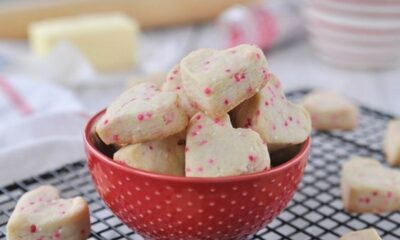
[29, 13, 139, 72]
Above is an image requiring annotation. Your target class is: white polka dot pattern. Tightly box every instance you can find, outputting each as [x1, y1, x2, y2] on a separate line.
[87, 142, 308, 240]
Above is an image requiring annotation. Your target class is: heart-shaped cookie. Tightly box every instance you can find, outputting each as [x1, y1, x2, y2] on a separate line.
[185, 112, 270, 177]
[114, 131, 186, 176]
[383, 120, 400, 166]
[341, 157, 400, 213]
[162, 65, 199, 117]
[340, 228, 382, 240]
[232, 74, 311, 151]
[180, 44, 269, 117]
[7, 185, 90, 240]
[302, 90, 359, 131]
[96, 82, 189, 145]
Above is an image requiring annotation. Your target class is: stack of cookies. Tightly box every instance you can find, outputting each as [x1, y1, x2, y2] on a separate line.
[96, 44, 312, 177]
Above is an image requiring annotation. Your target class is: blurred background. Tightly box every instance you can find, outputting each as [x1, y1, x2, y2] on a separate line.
[0, 0, 399, 183]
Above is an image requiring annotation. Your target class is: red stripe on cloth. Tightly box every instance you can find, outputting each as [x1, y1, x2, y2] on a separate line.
[0, 77, 32, 115]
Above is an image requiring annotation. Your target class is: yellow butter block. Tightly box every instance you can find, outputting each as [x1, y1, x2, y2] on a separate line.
[29, 13, 139, 72]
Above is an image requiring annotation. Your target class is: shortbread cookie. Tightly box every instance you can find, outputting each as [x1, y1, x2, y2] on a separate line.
[383, 120, 400, 166]
[340, 228, 382, 240]
[162, 65, 199, 117]
[185, 112, 270, 177]
[96, 83, 188, 145]
[180, 44, 269, 117]
[302, 90, 359, 131]
[114, 132, 185, 176]
[7, 186, 90, 240]
[341, 157, 400, 213]
[231, 74, 311, 152]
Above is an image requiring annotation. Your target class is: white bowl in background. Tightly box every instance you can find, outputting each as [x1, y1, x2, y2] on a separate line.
[304, 0, 400, 69]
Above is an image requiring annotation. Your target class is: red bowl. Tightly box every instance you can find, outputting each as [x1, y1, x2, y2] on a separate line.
[84, 110, 310, 240]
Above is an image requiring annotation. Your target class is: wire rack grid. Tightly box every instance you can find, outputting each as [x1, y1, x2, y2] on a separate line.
[0, 89, 398, 240]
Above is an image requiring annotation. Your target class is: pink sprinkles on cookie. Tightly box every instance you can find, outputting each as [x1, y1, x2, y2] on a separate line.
[30, 224, 37, 233]
[54, 229, 61, 238]
[262, 69, 270, 81]
[244, 118, 252, 128]
[284, 121, 288, 127]
[387, 191, 393, 198]
[234, 72, 246, 83]
[137, 114, 145, 121]
[213, 117, 223, 126]
[199, 140, 208, 146]
[112, 135, 119, 142]
[204, 87, 213, 96]
[246, 87, 253, 94]
[163, 113, 174, 125]
[359, 197, 370, 204]
[137, 112, 153, 121]
[248, 155, 256, 162]
[191, 131, 199, 137]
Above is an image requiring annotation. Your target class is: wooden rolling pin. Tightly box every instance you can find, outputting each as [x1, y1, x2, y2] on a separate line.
[0, 0, 254, 39]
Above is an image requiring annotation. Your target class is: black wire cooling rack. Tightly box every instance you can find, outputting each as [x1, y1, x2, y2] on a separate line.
[0, 89, 399, 240]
